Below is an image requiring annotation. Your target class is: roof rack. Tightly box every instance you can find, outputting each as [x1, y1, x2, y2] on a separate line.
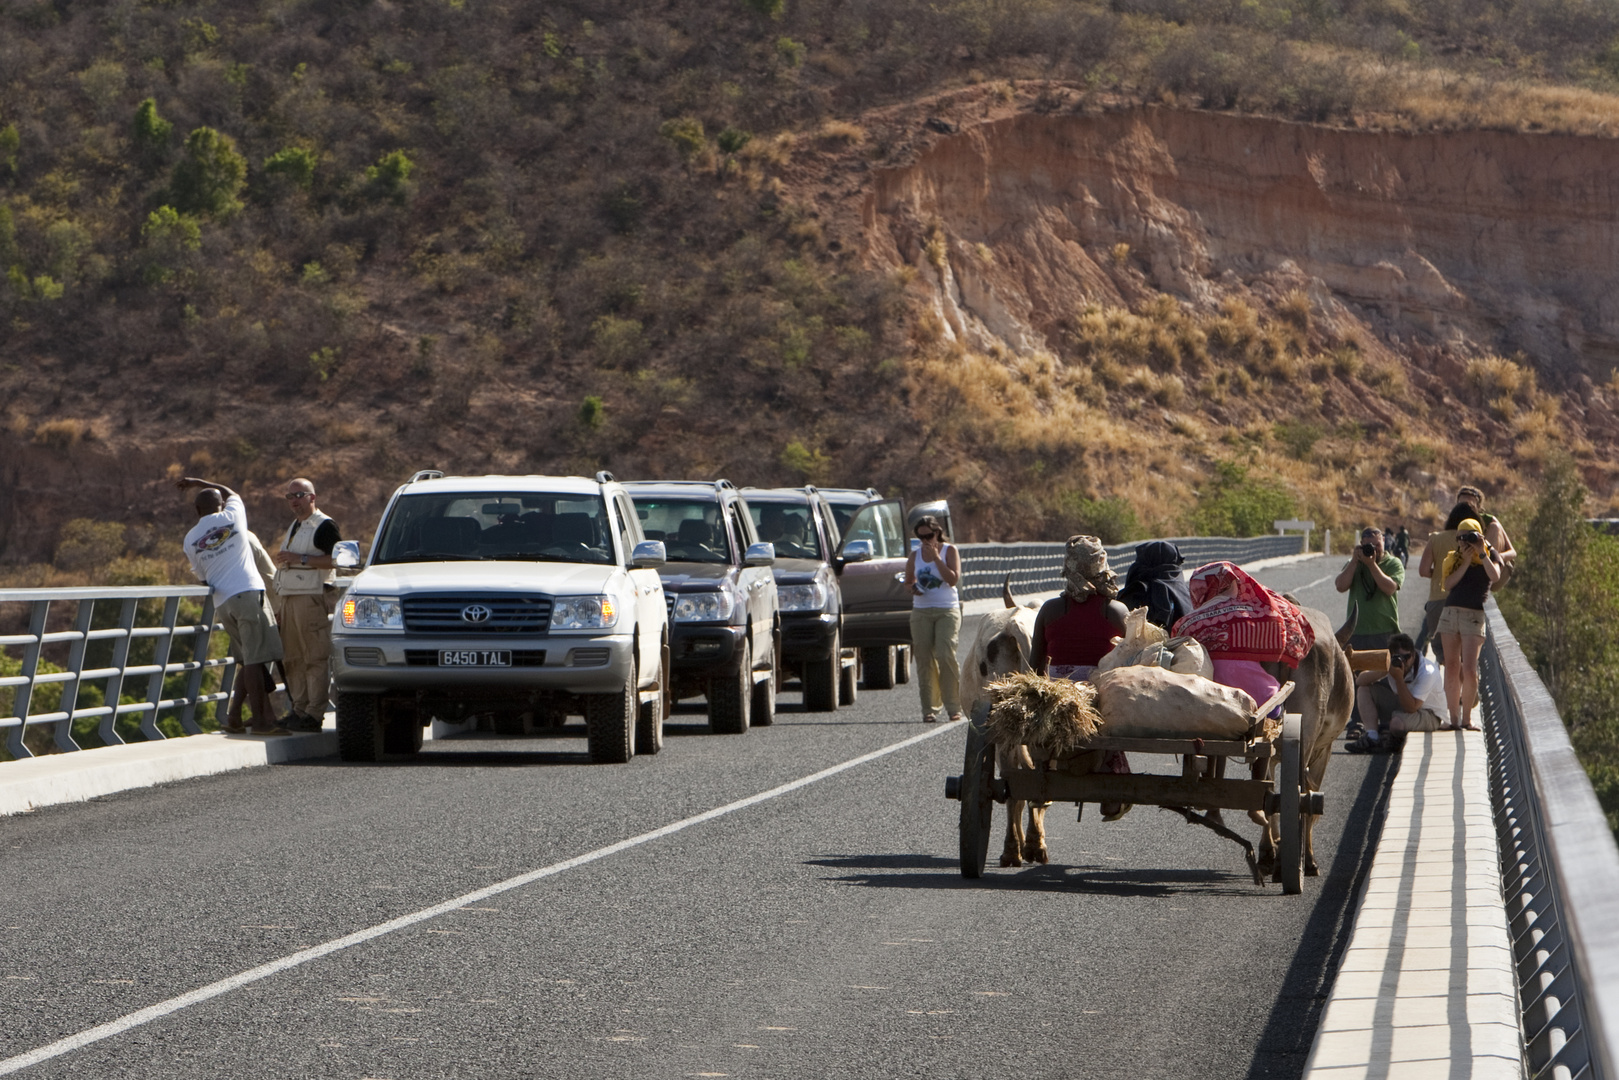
[408, 470, 444, 484]
[595, 470, 616, 484]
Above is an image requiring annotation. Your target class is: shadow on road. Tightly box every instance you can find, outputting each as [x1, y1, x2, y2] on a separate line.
[1243, 749, 1398, 1079]
[813, 857, 1261, 898]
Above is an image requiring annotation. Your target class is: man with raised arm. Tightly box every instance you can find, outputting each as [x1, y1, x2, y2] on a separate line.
[176, 476, 289, 736]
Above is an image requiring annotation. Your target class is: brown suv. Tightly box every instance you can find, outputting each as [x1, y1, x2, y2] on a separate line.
[818, 488, 913, 690]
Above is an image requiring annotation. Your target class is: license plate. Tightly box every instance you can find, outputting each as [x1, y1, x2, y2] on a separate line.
[439, 650, 512, 667]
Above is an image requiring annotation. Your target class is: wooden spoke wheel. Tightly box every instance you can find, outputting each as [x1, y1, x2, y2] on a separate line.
[959, 722, 995, 879]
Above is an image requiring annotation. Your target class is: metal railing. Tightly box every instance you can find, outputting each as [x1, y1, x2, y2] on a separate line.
[0, 586, 237, 759]
[955, 534, 1308, 602]
[1483, 596, 1619, 1080]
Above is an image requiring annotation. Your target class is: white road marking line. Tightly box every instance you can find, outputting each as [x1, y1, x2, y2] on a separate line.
[0, 719, 964, 1076]
[1294, 573, 1336, 593]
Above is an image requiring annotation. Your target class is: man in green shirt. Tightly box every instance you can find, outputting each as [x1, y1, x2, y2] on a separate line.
[1334, 525, 1405, 651]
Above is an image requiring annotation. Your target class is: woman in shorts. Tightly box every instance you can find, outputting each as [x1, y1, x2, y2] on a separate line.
[1438, 517, 1503, 730]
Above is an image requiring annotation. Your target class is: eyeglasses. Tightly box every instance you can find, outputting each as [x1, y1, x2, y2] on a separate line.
[285, 493, 313, 501]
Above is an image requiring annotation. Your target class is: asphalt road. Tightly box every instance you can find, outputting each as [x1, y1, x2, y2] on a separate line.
[0, 555, 1430, 1080]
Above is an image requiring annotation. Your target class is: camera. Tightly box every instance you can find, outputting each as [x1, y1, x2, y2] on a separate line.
[1458, 530, 1483, 546]
[1390, 651, 1413, 669]
[1359, 542, 1376, 557]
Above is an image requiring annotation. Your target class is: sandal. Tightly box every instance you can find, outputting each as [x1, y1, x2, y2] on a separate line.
[948, 713, 963, 723]
[1346, 733, 1385, 754]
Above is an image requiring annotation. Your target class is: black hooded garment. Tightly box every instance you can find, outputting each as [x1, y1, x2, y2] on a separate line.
[1117, 540, 1194, 630]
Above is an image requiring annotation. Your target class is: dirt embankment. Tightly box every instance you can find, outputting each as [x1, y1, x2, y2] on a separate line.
[865, 106, 1619, 380]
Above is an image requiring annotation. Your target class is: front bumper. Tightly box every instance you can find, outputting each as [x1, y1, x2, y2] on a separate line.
[780, 612, 838, 661]
[331, 632, 634, 696]
[669, 622, 746, 676]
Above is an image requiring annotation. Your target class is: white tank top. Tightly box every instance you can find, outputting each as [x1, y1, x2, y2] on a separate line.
[912, 545, 959, 609]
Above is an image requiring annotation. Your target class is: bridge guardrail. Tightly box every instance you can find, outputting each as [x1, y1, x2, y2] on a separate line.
[955, 534, 1307, 602]
[0, 585, 236, 759]
[1483, 596, 1619, 1080]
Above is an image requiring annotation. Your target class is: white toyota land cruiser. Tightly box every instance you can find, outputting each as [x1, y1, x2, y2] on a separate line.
[330, 470, 669, 764]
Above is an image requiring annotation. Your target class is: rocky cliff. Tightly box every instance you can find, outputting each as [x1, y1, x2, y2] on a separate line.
[865, 106, 1619, 377]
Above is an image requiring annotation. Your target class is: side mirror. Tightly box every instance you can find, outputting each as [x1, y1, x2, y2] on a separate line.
[744, 541, 776, 567]
[632, 540, 666, 568]
[332, 540, 363, 568]
[840, 539, 875, 563]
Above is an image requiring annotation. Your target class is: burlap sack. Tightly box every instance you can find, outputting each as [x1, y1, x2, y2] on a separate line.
[1091, 666, 1258, 740]
[1096, 608, 1214, 680]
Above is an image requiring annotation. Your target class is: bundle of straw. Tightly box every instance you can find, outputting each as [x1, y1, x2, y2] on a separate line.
[984, 671, 1102, 754]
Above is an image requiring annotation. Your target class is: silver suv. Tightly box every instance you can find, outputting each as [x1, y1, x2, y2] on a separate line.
[330, 471, 669, 764]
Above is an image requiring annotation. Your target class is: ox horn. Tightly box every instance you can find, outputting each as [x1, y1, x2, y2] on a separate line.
[1002, 574, 1017, 609]
[1335, 605, 1359, 648]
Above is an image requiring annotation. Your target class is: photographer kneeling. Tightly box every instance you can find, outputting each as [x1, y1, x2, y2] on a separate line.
[1347, 633, 1443, 753]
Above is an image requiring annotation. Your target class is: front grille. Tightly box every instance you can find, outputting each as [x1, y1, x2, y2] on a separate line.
[401, 594, 553, 634]
[568, 648, 611, 667]
[666, 594, 676, 616]
[405, 650, 547, 667]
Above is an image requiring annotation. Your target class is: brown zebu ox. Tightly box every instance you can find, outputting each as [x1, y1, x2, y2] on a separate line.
[1245, 603, 1356, 879]
[959, 582, 1043, 867]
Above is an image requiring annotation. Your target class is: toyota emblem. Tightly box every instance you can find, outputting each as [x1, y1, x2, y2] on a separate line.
[461, 604, 493, 624]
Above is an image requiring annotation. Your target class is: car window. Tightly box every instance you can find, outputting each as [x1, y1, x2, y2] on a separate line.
[372, 492, 615, 565]
[830, 501, 859, 537]
[746, 501, 821, 560]
[734, 501, 759, 546]
[842, 500, 904, 558]
[818, 499, 840, 551]
[629, 498, 733, 564]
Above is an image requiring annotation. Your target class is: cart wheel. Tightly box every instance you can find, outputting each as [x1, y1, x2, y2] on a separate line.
[1277, 714, 1303, 895]
[960, 721, 995, 879]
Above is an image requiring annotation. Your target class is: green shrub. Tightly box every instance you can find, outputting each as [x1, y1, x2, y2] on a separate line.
[776, 36, 806, 66]
[659, 117, 705, 162]
[780, 440, 829, 483]
[717, 127, 752, 154]
[0, 122, 18, 175]
[170, 127, 247, 218]
[578, 395, 605, 429]
[309, 346, 340, 381]
[1050, 491, 1140, 544]
[1273, 420, 1324, 460]
[140, 205, 202, 285]
[55, 519, 127, 572]
[592, 315, 645, 366]
[364, 150, 415, 202]
[263, 147, 317, 190]
[1192, 460, 1296, 537]
[131, 99, 172, 159]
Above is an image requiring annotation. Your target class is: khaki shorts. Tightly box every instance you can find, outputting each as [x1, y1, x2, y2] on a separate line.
[1437, 606, 1487, 638]
[1391, 708, 1446, 733]
[217, 590, 285, 665]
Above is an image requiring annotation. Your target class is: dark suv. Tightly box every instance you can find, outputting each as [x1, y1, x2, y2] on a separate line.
[623, 481, 780, 733]
[818, 488, 912, 690]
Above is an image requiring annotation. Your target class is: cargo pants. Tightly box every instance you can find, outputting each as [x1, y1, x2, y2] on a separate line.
[279, 592, 332, 719]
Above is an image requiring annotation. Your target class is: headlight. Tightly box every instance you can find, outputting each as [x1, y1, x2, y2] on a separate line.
[778, 582, 828, 613]
[341, 595, 403, 630]
[551, 595, 619, 630]
[673, 591, 733, 623]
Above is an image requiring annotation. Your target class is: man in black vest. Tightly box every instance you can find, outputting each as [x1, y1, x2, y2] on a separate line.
[273, 478, 341, 731]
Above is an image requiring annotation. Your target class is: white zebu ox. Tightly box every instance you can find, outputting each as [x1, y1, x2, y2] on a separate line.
[959, 583, 1045, 867]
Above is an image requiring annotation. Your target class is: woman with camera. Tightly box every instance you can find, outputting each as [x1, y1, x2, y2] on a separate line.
[905, 515, 962, 723]
[1438, 517, 1503, 730]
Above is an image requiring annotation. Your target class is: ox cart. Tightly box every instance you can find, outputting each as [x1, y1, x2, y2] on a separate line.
[943, 682, 1321, 894]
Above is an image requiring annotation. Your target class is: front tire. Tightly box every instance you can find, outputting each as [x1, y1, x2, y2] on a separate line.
[336, 692, 383, 763]
[839, 649, 859, 706]
[708, 640, 751, 735]
[862, 646, 896, 690]
[585, 667, 637, 764]
[803, 630, 840, 712]
[751, 663, 776, 727]
[636, 642, 669, 755]
[895, 645, 912, 684]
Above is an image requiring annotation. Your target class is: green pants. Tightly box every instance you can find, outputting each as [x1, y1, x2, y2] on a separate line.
[910, 606, 962, 717]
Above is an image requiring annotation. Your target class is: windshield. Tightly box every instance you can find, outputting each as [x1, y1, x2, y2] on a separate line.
[746, 501, 821, 560]
[373, 492, 616, 565]
[631, 498, 733, 564]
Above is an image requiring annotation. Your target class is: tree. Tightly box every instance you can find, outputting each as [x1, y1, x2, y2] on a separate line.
[131, 99, 173, 170]
[262, 147, 317, 190]
[1509, 454, 1590, 703]
[139, 205, 202, 284]
[170, 127, 247, 218]
[364, 150, 414, 203]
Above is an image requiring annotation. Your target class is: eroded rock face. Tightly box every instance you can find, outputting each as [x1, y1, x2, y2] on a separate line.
[866, 107, 1619, 371]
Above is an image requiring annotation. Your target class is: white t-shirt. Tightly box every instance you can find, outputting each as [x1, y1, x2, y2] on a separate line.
[184, 494, 266, 606]
[1385, 655, 1442, 712]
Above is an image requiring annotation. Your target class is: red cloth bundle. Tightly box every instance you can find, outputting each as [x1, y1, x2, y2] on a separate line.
[1171, 561, 1315, 669]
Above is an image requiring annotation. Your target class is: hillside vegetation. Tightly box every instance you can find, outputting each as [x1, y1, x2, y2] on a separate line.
[5, 0, 1619, 571]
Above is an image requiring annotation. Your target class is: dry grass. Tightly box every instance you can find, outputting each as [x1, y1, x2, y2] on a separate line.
[816, 119, 868, 145]
[32, 418, 90, 449]
[984, 671, 1101, 753]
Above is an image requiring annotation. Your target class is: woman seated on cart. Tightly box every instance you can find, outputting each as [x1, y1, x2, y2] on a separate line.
[1173, 562, 1315, 712]
[1031, 535, 1129, 682]
[1032, 535, 1131, 817]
